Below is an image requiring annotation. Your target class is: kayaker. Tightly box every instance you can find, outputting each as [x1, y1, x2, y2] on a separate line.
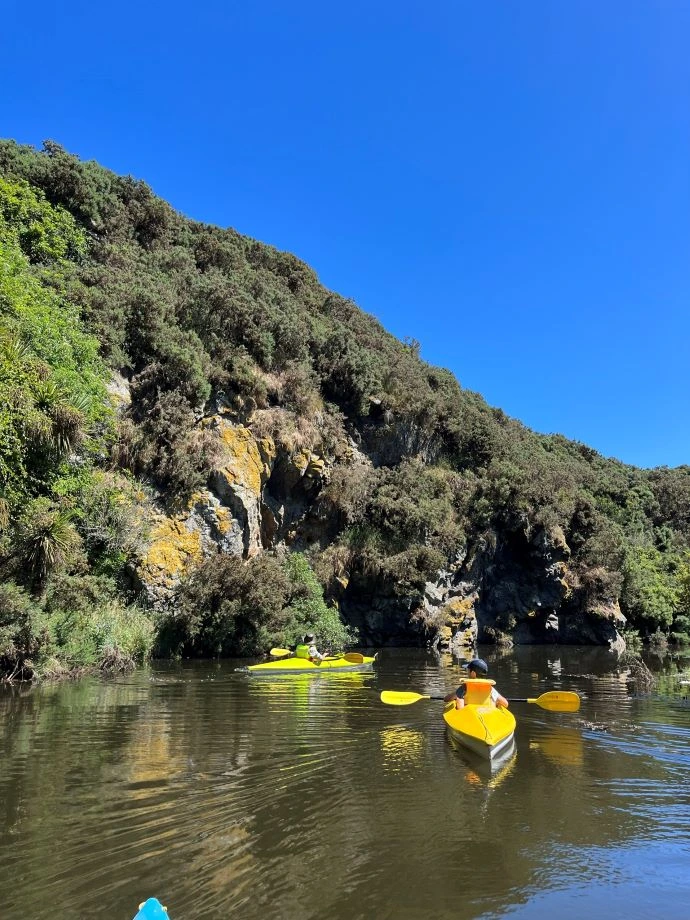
[295, 633, 325, 663]
[444, 658, 509, 710]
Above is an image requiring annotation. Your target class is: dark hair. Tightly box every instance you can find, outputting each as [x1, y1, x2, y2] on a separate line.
[304, 633, 315, 642]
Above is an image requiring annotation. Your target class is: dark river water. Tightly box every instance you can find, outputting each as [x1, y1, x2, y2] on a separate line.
[1, 646, 689, 920]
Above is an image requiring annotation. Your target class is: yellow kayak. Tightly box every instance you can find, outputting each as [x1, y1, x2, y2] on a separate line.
[245, 653, 377, 675]
[443, 679, 516, 759]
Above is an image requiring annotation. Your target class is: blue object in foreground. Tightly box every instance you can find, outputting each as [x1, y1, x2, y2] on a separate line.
[132, 898, 169, 919]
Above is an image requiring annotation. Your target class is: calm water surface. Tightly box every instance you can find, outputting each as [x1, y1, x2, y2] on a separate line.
[1, 646, 689, 920]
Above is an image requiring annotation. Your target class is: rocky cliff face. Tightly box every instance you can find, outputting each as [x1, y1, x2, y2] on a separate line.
[413, 523, 627, 654]
[133, 411, 330, 601]
[330, 514, 626, 652]
[133, 411, 627, 652]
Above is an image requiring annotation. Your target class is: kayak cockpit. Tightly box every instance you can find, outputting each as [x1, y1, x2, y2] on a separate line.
[443, 680, 516, 760]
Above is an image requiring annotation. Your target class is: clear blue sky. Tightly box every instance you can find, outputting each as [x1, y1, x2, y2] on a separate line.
[2, 1, 689, 468]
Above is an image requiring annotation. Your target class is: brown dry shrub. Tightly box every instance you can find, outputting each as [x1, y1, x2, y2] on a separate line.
[250, 407, 323, 454]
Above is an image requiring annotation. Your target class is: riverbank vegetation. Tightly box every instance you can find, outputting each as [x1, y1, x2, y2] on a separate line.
[1, 139, 689, 679]
[0, 173, 154, 678]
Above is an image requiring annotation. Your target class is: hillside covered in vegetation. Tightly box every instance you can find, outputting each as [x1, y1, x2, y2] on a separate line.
[1, 140, 689, 679]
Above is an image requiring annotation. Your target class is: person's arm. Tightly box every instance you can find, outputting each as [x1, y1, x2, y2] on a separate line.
[309, 644, 324, 661]
[492, 687, 509, 708]
[444, 686, 466, 709]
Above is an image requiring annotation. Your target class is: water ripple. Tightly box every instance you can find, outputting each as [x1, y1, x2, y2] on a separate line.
[2, 652, 690, 920]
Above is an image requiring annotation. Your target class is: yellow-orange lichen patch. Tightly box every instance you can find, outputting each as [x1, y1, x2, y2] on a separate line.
[214, 506, 233, 535]
[292, 449, 311, 475]
[215, 424, 274, 496]
[140, 518, 203, 582]
[441, 596, 476, 622]
[257, 436, 276, 469]
[306, 453, 325, 478]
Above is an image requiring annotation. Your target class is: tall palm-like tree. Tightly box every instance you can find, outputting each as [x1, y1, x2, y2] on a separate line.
[17, 503, 80, 590]
[30, 378, 86, 457]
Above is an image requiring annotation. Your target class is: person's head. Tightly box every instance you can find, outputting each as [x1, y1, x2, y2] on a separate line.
[464, 658, 489, 677]
[304, 633, 315, 643]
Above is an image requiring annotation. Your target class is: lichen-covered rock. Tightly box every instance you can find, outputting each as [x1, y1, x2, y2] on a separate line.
[136, 515, 204, 604]
[133, 482, 256, 606]
[190, 490, 245, 556]
[136, 483, 251, 593]
[441, 595, 479, 653]
[106, 371, 131, 412]
[207, 420, 276, 557]
[211, 421, 275, 495]
[128, 406, 629, 651]
[270, 448, 327, 499]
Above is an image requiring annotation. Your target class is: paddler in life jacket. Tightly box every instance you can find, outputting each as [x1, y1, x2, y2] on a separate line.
[443, 658, 509, 710]
[295, 633, 325, 664]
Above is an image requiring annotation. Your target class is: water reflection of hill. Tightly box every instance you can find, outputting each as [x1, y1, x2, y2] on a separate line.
[1, 651, 689, 919]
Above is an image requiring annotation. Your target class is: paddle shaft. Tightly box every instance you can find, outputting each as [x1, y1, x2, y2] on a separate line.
[380, 689, 580, 712]
[269, 648, 364, 663]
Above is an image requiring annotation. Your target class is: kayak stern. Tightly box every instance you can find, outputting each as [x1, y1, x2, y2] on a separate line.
[442, 683, 516, 760]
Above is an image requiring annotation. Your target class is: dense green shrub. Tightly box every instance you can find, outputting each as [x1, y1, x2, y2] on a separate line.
[0, 181, 109, 503]
[52, 469, 147, 575]
[165, 551, 353, 657]
[0, 164, 149, 677]
[0, 176, 86, 263]
[0, 582, 47, 676]
[12, 498, 83, 591]
[620, 545, 680, 633]
[164, 553, 292, 656]
[45, 575, 154, 668]
[280, 552, 357, 650]
[0, 575, 152, 677]
[2, 137, 690, 661]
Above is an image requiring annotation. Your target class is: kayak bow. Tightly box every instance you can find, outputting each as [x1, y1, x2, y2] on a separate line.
[132, 899, 169, 919]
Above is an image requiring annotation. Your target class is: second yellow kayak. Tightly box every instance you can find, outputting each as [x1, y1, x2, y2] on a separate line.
[245, 653, 377, 675]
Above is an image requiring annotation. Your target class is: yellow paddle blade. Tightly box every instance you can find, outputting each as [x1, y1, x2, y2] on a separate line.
[380, 690, 432, 706]
[527, 691, 581, 712]
[269, 648, 292, 658]
[323, 653, 364, 663]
